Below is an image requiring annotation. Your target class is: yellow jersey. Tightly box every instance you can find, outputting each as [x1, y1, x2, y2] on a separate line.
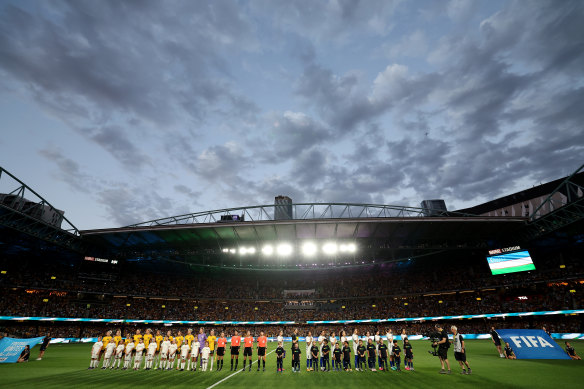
[175, 336, 184, 348]
[185, 334, 195, 347]
[155, 335, 163, 351]
[113, 335, 122, 347]
[124, 337, 131, 346]
[102, 336, 112, 350]
[143, 334, 153, 348]
[208, 335, 217, 351]
[134, 334, 143, 345]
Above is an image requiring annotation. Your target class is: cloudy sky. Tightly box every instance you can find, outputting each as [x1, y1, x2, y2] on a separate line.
[0, 0, 583, 230]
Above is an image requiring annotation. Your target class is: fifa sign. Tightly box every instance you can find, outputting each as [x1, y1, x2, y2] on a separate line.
[496, 329, 570, 359]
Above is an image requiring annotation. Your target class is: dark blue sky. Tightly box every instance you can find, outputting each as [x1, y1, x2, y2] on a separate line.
[1, 0, 583, 229]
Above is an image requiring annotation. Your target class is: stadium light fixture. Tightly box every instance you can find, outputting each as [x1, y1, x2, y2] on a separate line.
[262, 245, 274, 256]
[302, 242, 317, 256]
[229, 248, 236, 254]
[322, 242, 337, 255]
[248, 247, 256, 254]
[277, 243, 293, 256]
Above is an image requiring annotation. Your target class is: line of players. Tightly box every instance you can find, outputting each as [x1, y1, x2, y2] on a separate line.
[88, 328, 413, 373]
[292, 329, 412, 372]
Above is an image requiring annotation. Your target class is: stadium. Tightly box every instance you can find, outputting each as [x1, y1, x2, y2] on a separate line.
[0, 163, 583, 388]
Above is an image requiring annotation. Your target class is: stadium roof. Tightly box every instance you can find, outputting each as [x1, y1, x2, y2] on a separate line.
[80, 206, 528, 267]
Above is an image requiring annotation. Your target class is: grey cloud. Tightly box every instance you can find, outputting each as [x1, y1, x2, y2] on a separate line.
[38, 146, 91, 193]
[250, 0, 401, 42]
[0, 1, 259, 167]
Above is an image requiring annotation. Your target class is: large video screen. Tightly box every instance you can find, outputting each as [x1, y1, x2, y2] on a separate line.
[487, 250, 536, 275]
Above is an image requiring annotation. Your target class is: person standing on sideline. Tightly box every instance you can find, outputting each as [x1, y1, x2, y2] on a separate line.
[433, 324, 451, 374]
[452, 326, 471, 375]
[36, 333, 51, 360]
[490, 326, 504, 358]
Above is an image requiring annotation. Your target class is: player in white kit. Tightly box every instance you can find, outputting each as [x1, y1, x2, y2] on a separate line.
[201, 341, 211, 371]
[340, 330, 348, 344]
[102, 340, 116, 369]
[134, 339, 145, 370]
[179, 341, 190, 371]
[89, 337, 103, 369]
[318, 330, 326, 371]
[114, 342, 125, 369]
[123, 339, 135, 370]
[159, 337, 170, 370]
[329, 332, 338, 370]
[189, 340, 200, 371]
[401, 328, 408, 347]
[386, 328, 394, 369]
[374, 330, 381, 368]
[305, 331, 313, 371]
[145, 339, 157, 370]
[352, 329, 359, 369]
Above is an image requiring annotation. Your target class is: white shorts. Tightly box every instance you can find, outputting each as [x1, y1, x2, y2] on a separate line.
[191, 351, 199, 358]
[104, 352, 113, 359]
[161, 352, 168, 358]
[181, 353, 189, 359]
[91, 353, 100, 359]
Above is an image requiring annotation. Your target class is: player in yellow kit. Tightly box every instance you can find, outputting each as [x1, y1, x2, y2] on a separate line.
[175, 331, 184, 348]
[134, 329, 143, 346]
[185, 329, 195, 347]
[154, 330, 164, 370]
[140, 329, 153, 369]
[144, 329, 153, 348]
[100, 330, 113, 364]
[207, 329, 217, 371]
[174, 331, 184, 370]
[113, 330, 123, 347]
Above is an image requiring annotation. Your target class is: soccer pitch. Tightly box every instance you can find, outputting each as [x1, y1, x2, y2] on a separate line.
[1, 340, 582, 388]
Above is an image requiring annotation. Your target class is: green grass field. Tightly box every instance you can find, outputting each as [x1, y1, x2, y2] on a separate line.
[1, 340, 582, 388]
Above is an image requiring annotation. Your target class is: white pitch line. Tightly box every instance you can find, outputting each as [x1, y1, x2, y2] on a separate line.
[206, 349, 276, 389]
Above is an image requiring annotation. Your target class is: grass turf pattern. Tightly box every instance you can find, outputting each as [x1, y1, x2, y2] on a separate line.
[1, 340, 582, 388]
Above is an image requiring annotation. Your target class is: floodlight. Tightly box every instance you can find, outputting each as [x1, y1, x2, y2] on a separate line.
[229, 248, 236, 254]
[222, 248, 229, 253]
[262, 245, 274, 256]
[239, 247, 247, 255]
[302, 242, 317, 256]
[347, 243, 356, 253]
[277, 243, 292, 256]
[248, 247, 256, 254]
[322, 242, 338, 255]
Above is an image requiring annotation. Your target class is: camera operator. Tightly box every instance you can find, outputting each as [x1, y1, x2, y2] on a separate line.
[433, 324, 451, 374]
[451, 326, 471, 375]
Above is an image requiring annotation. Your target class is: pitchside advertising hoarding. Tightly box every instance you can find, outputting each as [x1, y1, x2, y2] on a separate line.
[496, 329, 571, 359]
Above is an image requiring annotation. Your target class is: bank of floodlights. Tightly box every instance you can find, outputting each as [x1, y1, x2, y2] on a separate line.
[223, 242, 357, 257]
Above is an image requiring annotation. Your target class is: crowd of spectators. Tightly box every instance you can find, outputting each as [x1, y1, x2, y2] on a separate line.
[0, 278, 581, 321]
[1, 250, 582, 301]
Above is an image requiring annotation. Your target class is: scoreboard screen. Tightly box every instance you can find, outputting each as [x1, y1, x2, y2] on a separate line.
[487, 250, 535, 275]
